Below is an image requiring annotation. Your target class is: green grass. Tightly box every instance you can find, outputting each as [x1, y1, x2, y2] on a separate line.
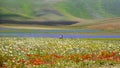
[0, 7, 33, 19]
[0, 0, 34, 19]
[0, 37, 120, 68]
[56, 0, 92, 19]
[0, 0, 120, 20]
[56, 0, 120, 19]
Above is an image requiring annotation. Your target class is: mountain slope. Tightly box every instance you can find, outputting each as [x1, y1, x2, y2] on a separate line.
[57, 0, 120, 19]
[70, 17, 120, 31]
[0, 0, 120, 20]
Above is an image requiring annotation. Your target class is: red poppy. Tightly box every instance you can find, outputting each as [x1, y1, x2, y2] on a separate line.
[18, 59, 26, 63]
[30, 58, 46, 65]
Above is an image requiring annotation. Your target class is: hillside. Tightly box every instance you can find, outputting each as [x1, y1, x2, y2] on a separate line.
[70, 18, 120, 31]
[0, 0, 65, 21]
[0, 0, 120, 21]
[57, 0, 120, 19]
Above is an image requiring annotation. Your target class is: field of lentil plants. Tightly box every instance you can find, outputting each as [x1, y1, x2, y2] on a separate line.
[0, 37, 120, 68]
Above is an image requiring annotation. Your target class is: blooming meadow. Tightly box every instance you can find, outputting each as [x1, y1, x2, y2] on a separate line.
[0, 37, 120, 68]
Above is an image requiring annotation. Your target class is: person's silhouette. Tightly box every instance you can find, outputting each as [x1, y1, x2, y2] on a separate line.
[59, 35, 63, 39]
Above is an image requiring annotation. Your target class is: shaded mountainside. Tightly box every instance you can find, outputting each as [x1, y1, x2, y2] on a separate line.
[0, 0, 120, 21]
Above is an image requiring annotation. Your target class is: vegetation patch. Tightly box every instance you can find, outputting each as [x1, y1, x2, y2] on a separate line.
[0, 37, 120, 68]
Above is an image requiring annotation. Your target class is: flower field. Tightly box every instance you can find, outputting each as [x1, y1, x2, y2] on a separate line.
[0, 37, 120, 68]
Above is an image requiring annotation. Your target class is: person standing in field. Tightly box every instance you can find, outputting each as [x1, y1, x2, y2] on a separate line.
[59, 34, 63, 39]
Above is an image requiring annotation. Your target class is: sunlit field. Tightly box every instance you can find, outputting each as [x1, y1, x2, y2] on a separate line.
[0, 37, 120, 68]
